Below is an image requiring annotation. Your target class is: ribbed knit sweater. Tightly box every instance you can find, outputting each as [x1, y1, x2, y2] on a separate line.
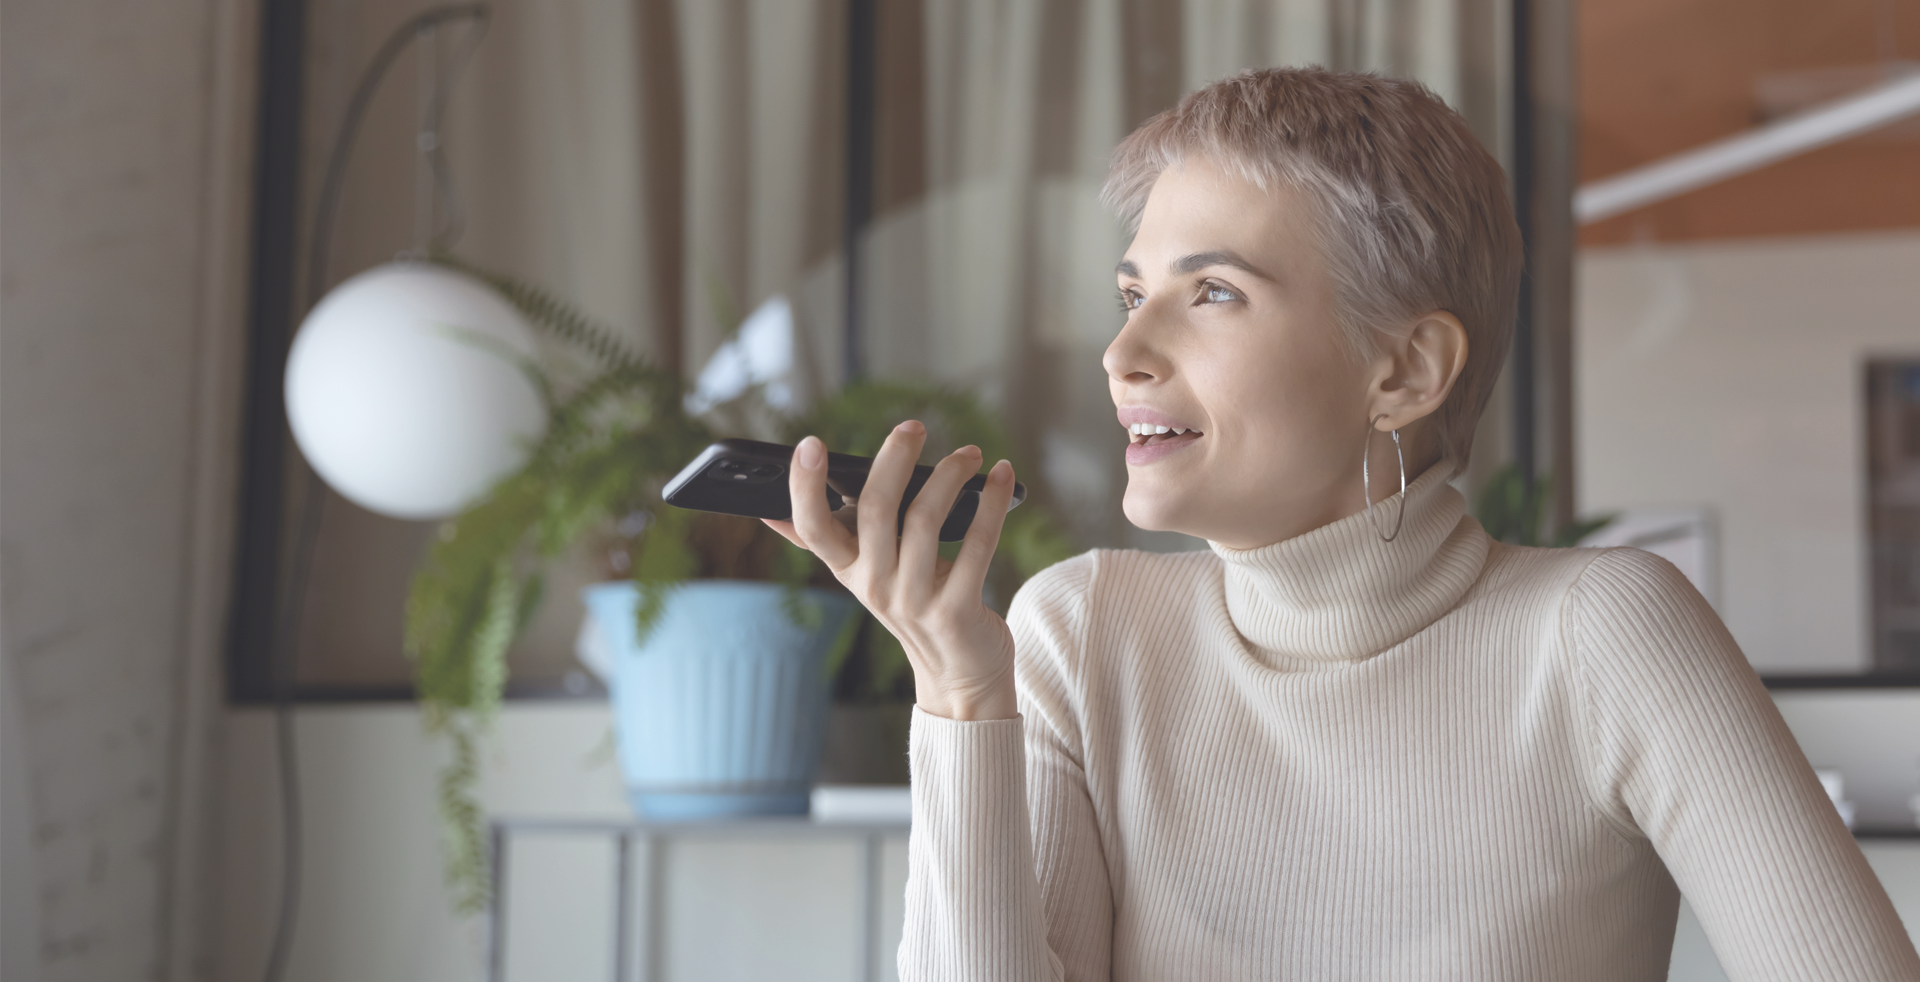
[899, 467, 1920, 981]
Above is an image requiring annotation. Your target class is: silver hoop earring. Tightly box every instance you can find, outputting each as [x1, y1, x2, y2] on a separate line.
[1362, 414, 1406, 543]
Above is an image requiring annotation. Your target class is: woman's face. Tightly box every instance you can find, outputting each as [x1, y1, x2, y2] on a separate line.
[1106, 157, 1382, 549]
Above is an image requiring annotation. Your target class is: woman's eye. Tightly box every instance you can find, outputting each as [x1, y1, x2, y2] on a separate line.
[1116, 289, 1144, 312]
[1203, 283, 1240, 304]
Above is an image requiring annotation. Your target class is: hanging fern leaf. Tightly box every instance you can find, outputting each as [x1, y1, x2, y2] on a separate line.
[771, 539, 822, 635]
[1000, 506, 1079, 580]
[436, 719, 489, 916]
[865, 623, 914, 699]
[1473, 464, 1616, 548]
[399, 260, 707, 913]
[630, 503, 698, 644]
[430, 251, 649, 373]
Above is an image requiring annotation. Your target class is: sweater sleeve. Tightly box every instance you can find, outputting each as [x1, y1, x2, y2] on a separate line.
[898, 554, 1113, 982]
[1569, 547, 1920, 981]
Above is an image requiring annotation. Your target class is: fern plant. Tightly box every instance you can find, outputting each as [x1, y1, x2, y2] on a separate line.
[406, 256, 1076, 914]
[1474, 463, 1614, 547]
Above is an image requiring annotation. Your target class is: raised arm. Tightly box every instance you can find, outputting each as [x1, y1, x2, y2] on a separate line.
[1570, 548, 1920, 981]
[762, 423, 1111, 980]
[900, 556, 1114, 981]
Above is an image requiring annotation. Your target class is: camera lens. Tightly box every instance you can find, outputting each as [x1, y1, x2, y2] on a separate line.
[752, 464, 783, 478]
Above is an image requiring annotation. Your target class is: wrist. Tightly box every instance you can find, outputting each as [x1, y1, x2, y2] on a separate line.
[914, 674, 1018, 722]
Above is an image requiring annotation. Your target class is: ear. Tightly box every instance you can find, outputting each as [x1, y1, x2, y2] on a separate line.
[1364, 310, 1469, 432]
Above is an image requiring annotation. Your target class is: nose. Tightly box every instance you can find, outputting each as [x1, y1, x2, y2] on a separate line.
[1098, 303, 1167, 384]
[1103, 311, 1168, 386]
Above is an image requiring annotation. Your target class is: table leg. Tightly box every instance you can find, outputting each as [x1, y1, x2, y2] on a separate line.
[488, 825, 508, 982]
[860, 832, 883, 982]
[613, 832, 632, 982]
[641, 833, 664, 982]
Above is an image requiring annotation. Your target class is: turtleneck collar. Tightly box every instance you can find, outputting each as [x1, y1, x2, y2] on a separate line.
[1207, 465, 1491, 665]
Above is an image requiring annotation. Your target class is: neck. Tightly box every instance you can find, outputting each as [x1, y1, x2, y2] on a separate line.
[1207, 465, 1490, 664]
[1208, 440, 1446, 552]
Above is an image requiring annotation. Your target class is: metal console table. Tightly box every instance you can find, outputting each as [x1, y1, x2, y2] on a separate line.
[486, 815, 910, 982]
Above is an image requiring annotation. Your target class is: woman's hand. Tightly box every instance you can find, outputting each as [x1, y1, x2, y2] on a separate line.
[762, 421, 1020, 721]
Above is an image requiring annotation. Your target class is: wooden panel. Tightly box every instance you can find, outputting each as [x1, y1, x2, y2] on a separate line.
[1579, 0, 1920, 245]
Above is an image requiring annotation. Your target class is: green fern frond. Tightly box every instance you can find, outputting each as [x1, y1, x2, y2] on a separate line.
[514, 573, 546, 635]
[431, 252, 649, 373]
[865, 623, 913, 699]
[630, 504, 697, 644]
[783, 379, 1011, 463]
[1473, 464, 1616, 547]
[436, 720, 490, 916]
[999, 507, 1079, 580]
[779, 587, 823, 632]
[399, 263, 709, 915]
[774, 540, 823, 635]
[819, 607, 864, 682]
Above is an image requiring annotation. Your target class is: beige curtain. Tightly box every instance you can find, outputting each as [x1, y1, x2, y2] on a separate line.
[299, 0, 1505, 685]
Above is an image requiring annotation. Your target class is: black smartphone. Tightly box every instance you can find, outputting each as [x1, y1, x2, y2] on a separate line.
[662, 438, 1027, 542]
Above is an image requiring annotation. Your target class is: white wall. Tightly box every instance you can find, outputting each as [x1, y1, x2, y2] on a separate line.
[1576, 230, 1920, 674]
[0, 1, 254, 980]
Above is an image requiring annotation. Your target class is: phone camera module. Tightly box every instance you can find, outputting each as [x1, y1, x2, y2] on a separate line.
[707, 457, 781, 483]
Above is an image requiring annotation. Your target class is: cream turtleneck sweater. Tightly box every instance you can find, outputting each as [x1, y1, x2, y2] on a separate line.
[899, 468, 1920, 981]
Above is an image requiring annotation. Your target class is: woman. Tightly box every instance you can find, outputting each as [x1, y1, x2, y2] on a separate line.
[767, 68, 1920, 981]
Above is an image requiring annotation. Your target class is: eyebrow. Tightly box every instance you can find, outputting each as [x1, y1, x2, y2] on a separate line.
[1171, 250, 1272, 280]
[1114, 251, 1273, 281]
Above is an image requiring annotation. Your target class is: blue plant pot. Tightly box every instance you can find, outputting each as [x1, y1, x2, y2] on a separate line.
[581, 580, 855, 821]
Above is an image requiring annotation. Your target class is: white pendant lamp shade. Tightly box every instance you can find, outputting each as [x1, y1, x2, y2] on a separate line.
[285, 262, 548, 520]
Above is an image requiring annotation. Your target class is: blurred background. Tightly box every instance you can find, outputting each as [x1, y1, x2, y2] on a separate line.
[4, 0, 1919, 980]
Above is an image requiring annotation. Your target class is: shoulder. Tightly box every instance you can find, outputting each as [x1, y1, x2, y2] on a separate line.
[1010, 547, 1220, 618]
[1564, 546, 1715, 633]
[1560, 545, 1747, 691]
[1009, 549, 1099, 610]
[1472, 542, 1719, 655]
[1463, 539, 1704, 622]
[1470, 538, 1611, 600]
[1462, 542, 1733, 680]
[1007, 547, 1219, 668]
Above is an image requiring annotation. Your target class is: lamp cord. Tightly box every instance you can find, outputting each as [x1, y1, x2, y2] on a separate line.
[259, 471, 322, 982]
[261, 8, 488, 982]
[304, 4, 488, 301]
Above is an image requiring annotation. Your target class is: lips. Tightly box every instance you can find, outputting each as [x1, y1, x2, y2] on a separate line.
[1117, 406, 1204, 465]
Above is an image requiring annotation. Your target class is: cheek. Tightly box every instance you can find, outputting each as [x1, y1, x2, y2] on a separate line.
[1194, 329, 1360, 451]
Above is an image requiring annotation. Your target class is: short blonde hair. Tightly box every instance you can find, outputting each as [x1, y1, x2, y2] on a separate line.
[1103, 67, 1522, 474]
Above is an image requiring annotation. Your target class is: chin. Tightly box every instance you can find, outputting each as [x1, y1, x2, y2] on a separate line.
[1120, 485, 1184, 534]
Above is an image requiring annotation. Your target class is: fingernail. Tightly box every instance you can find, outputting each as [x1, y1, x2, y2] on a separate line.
[959, 445, 981, 458]
[798, 436, 824, 469]
[992, 460, 1012, 484]
[895, 419, 924, 435]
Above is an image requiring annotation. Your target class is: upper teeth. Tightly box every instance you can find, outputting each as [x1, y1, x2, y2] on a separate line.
[1129, 423, 1186, 436]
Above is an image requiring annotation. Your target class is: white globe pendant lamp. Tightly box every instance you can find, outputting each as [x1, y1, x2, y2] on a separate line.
[285, 261, 547, 520]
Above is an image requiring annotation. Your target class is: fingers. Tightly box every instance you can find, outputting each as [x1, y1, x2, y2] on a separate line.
[786, 436, 858, 571]
[898, 445, 984, 596]
[761, 518, 805, 549]
[947, 459, 1015, 593]
[856, 420, 926, 577]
